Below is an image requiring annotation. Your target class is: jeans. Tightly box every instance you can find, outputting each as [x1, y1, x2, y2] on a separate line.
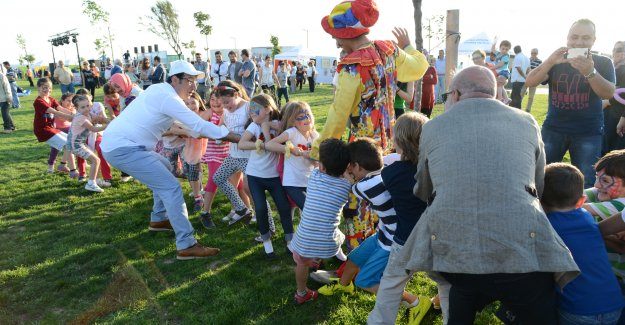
[103, 146, 197, 250]
[244, 86, 255, 98]
[276, 87, 289, 107]
[284, 186, 306, 210]
[308, 77, 315, 92]
[247, 175, 293, 241]
[559, 309, 621, 325]
[542, 127, 602, 188]
[435, 75, 446, 102]
[442, 272, 557, 325]
[60, 83, 75, 94]
[510, 81, 525, 108]
[1, 101, 14, 130]
[9, 82, 19, 108]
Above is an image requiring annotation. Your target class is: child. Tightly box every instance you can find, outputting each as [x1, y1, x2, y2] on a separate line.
[181, 92, 209, 212]
[52, 93, 75, 173]
[290, 138, 352, 304]
[213, 80, 254, 224]
[199, 90, 243, 228]
[491, 38, 511, 74]
[103, 83, 121, 119]
[32, 78, 77, 176]
[318, 138, 398, 297]
[266, 101, 319, 210]
[541, 163, 625, 324]
[160, 122, 186, 178]
[237, 94, 292, 258]
[496, 70, 511, 105]
[367, 112, 433, 325]
[583, 150, 625, 219]
[66, 95, 107, 192]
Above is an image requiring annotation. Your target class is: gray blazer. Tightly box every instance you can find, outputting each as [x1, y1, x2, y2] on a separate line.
[391, 98, 579, 287]
[227, 61, 243, 85]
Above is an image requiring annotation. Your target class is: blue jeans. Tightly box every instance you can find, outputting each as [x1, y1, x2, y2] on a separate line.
[542, 127, 602, 188]
[284, 186, 306, 210]
[60, 83, 75, 94]
[247, 175, 293, 241]
[435, 75, 445, 102]
[103, 146, 196, 250]
[559, 309, 621, 325]
[9, 82, 19, 108]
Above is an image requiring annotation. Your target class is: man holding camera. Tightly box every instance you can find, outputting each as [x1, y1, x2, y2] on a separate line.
[526, 18, 615, 188]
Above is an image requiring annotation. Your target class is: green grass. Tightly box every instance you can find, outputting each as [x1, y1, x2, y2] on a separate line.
[0, 81, 549, 324]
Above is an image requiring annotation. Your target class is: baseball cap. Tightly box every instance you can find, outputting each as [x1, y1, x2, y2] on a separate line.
[169, 60, 205, 80]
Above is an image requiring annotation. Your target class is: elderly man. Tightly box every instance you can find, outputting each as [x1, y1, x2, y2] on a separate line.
[526, 19, 615, 188]
[53, 60, 74, 94]
[524, 48, 542, 112]
[193, 52, 209, 100]
[388, 66, 579, 323]
[101, 60, 240, 260]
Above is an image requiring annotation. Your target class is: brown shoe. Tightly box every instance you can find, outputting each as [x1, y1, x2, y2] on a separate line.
[177, 243, 220, 260]
[148, 220, 173, 232]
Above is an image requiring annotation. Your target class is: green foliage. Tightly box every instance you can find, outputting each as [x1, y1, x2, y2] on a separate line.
[94, 38, 108, 57]
[23, 54, 35, 65]
[270, 35, 281, 58]
[143, 0, 183, 59]
[424, 14, 445, 52]
[82, 0, 114, 59]
[193, 11, 212, 36]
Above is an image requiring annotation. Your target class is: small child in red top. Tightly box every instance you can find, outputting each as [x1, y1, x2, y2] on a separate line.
[32, 78, 76, 175]
[103, 83, 121, 119]
[52, 93, 76, 173]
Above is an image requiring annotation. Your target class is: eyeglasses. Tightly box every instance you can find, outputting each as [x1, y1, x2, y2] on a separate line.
[295, 114, 311, 121]
[441, 90, 460, 103]
[181, 77, 197, 85]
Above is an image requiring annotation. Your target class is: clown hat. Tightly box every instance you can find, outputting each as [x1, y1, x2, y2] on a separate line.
[321, 0, 379, 39]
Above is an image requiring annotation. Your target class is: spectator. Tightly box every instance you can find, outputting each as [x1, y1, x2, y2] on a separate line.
[526, 18, 616, 188]
[2, 62, 19, 108]
[193, 52, 209, 100]
[307, 60, 317, 92]
[226, 50, 243, 84]
[139, 58, 154, 90]
[53, 60, 75, 94]
[26, 65, 34, 87]
[80, 61, 97, 99]
[471, 49, 497, 77]
[524, 48, 542, 112]
[259, 55, 278, 100]
[122, 50, 131, 63]
[394, 66, 579, 323]
[289, 61, 298, 93]
[150, 56, 166, 85]
[123, 63, 139, 84]
[434, 50, 446, 103]
[420, 58, 437, 117]
[110, 59, 123, 76]
[103, 58, 113, 81]
[238, 49, 256, 97]
[509, 45, 530, 109]
[90, 62, 101, 88]
[0, 68, 14, 133]
[275, 61, 290, 107]
[604, 41, 625, 153]
[210, 51, 229, 85]
[491, 38, 512, 74]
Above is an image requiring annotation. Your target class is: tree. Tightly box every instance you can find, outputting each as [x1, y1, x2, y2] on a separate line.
[182, 40, 196, 58]
[82, 0, 115, 60]
[143, 0, 184, 59]
[16, 34, 28, 57]
[412, 0, 424, 110]
[23, 54, 36, 66]
[270, 35, 281, 58]
[94, 38, 108, 58]
[424, 14, 445, 53]
[193, 11, 212, 57]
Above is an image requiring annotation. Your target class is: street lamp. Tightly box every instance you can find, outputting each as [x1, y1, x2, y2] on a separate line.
[302, 29, 309, 48]
[230, 37, 237, 50]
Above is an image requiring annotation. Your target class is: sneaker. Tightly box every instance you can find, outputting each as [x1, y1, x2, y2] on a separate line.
[254, 235, 263, 243]
[199, 212, 216, 229]
[97, 179, 112, 188]
[228, 209, 252, 226]
[176, 243, 220, 260]
[47, 165, 55, 174]
[78, 176, 87, 182]
[1, 129, 13, 134]
[309, 270, 338, 285]
[84, 182, 104, 193]
[318, 278, 354, 296]
[406, 296, 432, 325]
[193, 198, 203, 212]
[221, 210, 235, 222]
[250, 215, 257, 224]
[294, 289, 318, 305]
[69, 171, 79, 179]
[120, 176, 133, 182]
[57, 164, 70, 173]
[148, 220, 174, 232]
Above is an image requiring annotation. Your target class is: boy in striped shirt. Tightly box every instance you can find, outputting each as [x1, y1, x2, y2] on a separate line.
[318, 138, 401, 298]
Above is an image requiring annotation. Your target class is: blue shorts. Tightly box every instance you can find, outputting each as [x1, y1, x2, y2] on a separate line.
[348, 233, 390, 289]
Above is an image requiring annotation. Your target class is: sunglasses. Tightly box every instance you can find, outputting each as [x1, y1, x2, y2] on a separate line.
[441, 90, 460, 103]
[295, 113, 310, 121]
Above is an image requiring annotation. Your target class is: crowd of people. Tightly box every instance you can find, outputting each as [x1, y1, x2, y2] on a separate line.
[4, 0, 625, 323]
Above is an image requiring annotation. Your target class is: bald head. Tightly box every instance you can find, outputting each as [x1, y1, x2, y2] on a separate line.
[450, 66, 496, 100]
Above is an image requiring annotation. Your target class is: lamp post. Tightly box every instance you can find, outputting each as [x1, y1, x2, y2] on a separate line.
[230, 37, 237, 50]
[302, 29, 309, 48]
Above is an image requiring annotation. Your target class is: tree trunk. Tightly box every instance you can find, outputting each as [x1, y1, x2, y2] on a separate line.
[412, 0, 423, 111]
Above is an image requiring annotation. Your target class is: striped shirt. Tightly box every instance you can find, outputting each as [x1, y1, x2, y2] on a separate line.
[290, 169, 352, 259]
[530, 57, 542, 70]
[201, 111, 230, 163]
[352, 170, 397, 251]
[584, 188, 625, 220]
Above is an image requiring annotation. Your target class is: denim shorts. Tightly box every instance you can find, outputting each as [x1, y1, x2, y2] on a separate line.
[558, 308, 621, 325]
[348, 233, 390, 289]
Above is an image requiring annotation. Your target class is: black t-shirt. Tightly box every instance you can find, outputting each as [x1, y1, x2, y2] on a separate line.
[381, 160, 427, 245]
[608, 65, 625, 116]
[82, 69, 96, 85]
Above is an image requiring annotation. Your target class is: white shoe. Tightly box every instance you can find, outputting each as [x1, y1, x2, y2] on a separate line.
[221, 210, 235, 222]
[120, 176, 133, 182]
[47, 166, 54, 174]
[97, 179, 111, 188]
[85, 182, 104, 193]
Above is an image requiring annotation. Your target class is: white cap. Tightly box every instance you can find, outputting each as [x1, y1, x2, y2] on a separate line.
[168, 60, 205, 80]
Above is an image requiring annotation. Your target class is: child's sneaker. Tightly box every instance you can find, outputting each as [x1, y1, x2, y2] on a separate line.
[228, 209, 252, 226]
[57, 164, 70, 173]
[221, 210, 235, 222]
[78, 176, 87, 182]
[47, 165, 55, 174]
[193, 197, 204, 212]
[294, 289, 318, 305]
[199, 212, 216, 229]
[406, 296, 432, 325]
[69, 170, 79, 179]
[85, 182, 104, 193]
[97, 179, 112, 188]
[318, 278, 354, 296]
[120, 176, 133, 182]
[309, 270, 338, 285]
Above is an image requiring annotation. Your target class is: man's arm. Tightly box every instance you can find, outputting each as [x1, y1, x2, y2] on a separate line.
[392, 28, 428, 82]
[525, 47, 567, 87]
[569, 56, 615, 99]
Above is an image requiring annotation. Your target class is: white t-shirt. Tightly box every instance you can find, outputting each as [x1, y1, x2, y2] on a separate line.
[282, 127, 318, 187]
[245, 122, 279, 178]
[511, 52, 530, 83]
[100, 83, 229, 153]
[260, 64, 274, 86]
[223, 102, 250, 159]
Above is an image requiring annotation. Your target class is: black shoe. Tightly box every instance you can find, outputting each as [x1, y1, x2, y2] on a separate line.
[266, 252, 278, 260]
[228, 209, 252, 226]
[199, 212, 216, 229]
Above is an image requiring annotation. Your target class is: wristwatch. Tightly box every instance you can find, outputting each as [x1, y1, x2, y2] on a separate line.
[585, 68, 597, 80]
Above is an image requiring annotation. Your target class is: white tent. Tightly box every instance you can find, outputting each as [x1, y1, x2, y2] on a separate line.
[458, 32, 493, 56]
[274, 47, 338, 84]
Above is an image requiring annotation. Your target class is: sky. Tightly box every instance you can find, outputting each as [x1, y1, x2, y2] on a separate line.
[0, 0, 623, 67]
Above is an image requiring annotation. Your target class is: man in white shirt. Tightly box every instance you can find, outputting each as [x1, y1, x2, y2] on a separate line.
[211, 51, 229, 86]
[434, 50, 446, 103]
[510, 45, 531, 109]
[101, 60, 240, 260]
[193, 52, 209, 100]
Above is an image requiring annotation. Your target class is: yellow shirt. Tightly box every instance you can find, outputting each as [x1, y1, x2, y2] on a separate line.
[54, 67, 73, 85]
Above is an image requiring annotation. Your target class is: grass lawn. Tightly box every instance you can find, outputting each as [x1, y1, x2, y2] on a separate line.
[0, 80, 549, 324]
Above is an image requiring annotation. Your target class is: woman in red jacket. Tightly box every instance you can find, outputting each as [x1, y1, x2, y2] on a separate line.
[420, 58, 438, 117]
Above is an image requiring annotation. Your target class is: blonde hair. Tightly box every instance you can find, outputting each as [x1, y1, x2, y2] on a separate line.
[393, 111, 428, 164]
[250, 93, 281, 128]
[281, 101, 315, 131]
